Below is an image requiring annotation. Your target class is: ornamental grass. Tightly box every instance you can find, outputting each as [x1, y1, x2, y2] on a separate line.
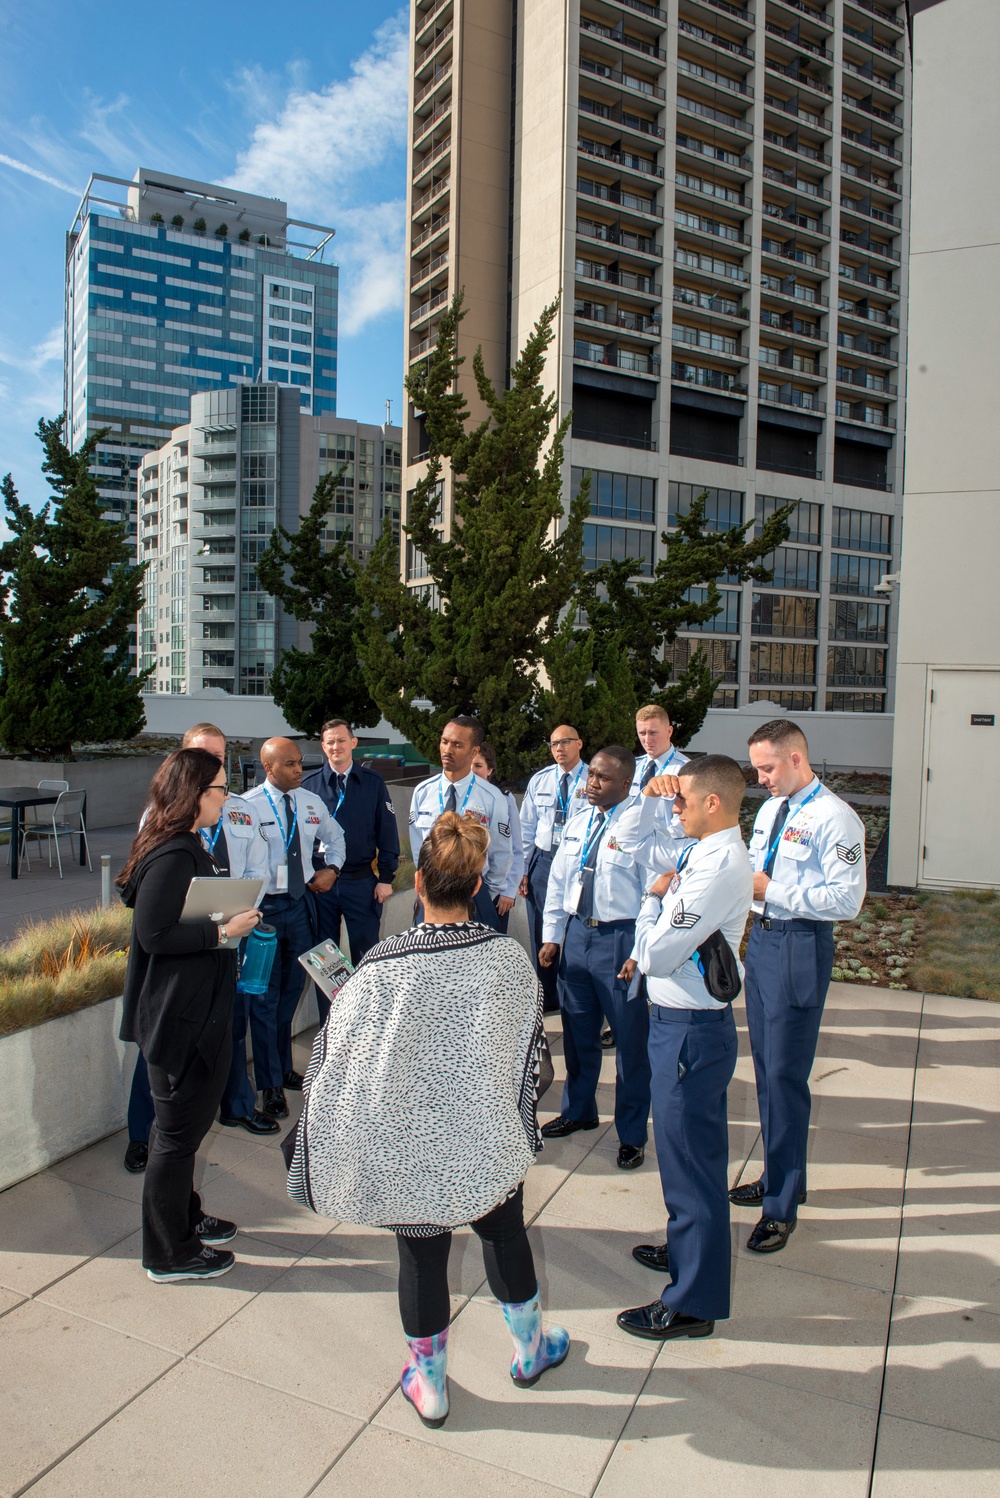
[0, 905, 132, 1037]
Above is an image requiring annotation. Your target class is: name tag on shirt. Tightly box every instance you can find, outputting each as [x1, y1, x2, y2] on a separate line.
[569, 876, 584, 912]
[551, 823, 563, 849]
[276, 865, 288, 893]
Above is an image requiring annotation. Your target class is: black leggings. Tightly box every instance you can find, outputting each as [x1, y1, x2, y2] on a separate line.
[395, 1183, 536, 1337]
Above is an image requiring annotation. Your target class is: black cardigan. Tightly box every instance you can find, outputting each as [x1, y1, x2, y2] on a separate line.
[119, 834, 236, 1073]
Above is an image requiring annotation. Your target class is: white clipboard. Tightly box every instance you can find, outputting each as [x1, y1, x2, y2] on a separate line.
[179, 876, 268, 923]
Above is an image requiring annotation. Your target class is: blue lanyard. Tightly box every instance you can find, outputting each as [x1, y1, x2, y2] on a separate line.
[263, 785, 298, 853]
[764, 783, 821, 868]
[201, 815, 223, 856]
[330, 771, 347, 817]
[675, 842, 694, 877]
[578, 802, 623, 875]
[438, 774, 475, 817]
[557, 763, 585, 815]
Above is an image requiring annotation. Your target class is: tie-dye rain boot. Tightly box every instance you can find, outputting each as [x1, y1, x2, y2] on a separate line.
[500, 1285, 570, 1387]
[400, 1327, 450, 1428]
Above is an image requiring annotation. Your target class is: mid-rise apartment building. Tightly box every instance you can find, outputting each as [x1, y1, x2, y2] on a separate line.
[65, 168, 338, 554]
[403, 0, 909, 731]
[138, 382, 401, 696]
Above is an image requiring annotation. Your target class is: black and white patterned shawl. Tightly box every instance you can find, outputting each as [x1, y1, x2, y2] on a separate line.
[287, 922, 545, 1234]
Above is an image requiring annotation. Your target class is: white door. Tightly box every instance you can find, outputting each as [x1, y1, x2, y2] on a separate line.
[922, 669, 1000, 887]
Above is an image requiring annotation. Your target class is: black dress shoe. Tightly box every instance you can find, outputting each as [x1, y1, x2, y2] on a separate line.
[729, 1178, 807, 1208]
[746, 1216, 797, 1254]
[123, 1140, 148, 1174]
[220, 1110, 280, 1135]
[617, 1301, 714, 1341]
[617, 1144, 645, 1170]
[261, 1087, 289, 1119]
[282, 1069, 304, 1091]
[632, 1242, 670, 1273]
[542, 1000, 561, 1015]
[601, 1028, 616, 1049]
[540, 1114, 599, 1139]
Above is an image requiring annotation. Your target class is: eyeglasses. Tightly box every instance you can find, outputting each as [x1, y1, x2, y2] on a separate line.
[549, 737, 580, 748]
[203, 781, 228, 795]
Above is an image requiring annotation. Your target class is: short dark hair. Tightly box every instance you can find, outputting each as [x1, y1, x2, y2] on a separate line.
[592, 744, 636, 781]
[477, 741, 497, 776]
[678, 754, 746, 813]
[445, 715, 484, 747]
[321, 718, 354, 737]
[747, 718, 809, 754]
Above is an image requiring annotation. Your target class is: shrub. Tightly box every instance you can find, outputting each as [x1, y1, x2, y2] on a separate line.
[150, 212, 163, 224]
[193, 217, 206, 232]
[171, 213, 184, 227]
[215, 222, 228, 237]
[238, 227, 251, 241]
[0, 905, 132, 1037]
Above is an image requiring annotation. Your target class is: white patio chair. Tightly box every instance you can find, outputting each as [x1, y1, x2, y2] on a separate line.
[24, 778, 71, 832]
[20, 790, 91, 878]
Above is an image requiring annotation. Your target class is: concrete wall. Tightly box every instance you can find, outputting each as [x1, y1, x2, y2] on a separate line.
[688, 706, 893, 771]
[140, 692, 407, 747]
[0, 757, 168, 830]
[888, 0, 1000, 886]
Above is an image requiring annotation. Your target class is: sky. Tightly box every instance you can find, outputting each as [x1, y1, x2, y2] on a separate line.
[0, 0, 409, 512]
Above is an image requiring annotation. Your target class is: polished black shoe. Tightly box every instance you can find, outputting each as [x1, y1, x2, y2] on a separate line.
[617, 1301, 714, 1341]
[746, 1216, 797, 1254]
[601, 1028, 616, 1049]
[194, 1214, 238, 1245]
[123, 1140, 148, 1174]
[542, 1000, 561, 1015]
[147, 1246, 235, 1283]
[282, 1069, 304, 1091]
[617, 1144, 645, 1170]
[541, 1114, 599, 1139]
[631, 1242, 670, 1273]
[729, 1178, 807, 1208]
[261, 1087, 289, 1119]
[220, 1109, 280, 1135]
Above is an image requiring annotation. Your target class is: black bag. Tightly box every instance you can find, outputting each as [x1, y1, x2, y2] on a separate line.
[695, 929, 742, 1004]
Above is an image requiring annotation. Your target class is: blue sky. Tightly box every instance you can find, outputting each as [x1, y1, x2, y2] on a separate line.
[0, 0, 408, 511]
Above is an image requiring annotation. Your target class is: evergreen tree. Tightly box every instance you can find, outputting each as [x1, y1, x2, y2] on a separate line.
[0, 418, 149, 758]
[356, 292, 591, 784]
[255, 468, 380, 735]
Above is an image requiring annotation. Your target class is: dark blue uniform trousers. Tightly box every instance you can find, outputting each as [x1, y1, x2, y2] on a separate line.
[308, 873, 383, 965]
[558, 916, 650, 1148]
[649, 1003, 737, 1322]
[252, 894, 315, 1089]
[744, 917, 835, 1223]
[525, 848, 560, 1010]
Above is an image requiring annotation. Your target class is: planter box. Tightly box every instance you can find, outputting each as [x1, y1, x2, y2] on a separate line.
[0, 757, 167, 830]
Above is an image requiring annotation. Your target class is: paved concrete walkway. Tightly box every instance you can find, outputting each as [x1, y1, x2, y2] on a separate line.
[0, 826, 135, 943]
[0, 984, 997, 1496]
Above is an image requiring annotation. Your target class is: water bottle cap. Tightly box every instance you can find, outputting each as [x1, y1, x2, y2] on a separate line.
[254, 922, 276, 936]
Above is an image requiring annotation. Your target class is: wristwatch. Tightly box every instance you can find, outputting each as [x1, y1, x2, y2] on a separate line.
[217, 923, 230, 946]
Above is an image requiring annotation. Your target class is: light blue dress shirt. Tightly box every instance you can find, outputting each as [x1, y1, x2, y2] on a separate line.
[541, 802, 655, 945]
[519, 760, 590, 853]
[408, 770, 513, 898]
[244, 780, 346, 897]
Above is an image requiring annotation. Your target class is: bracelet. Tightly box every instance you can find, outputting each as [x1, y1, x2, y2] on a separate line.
[218, 923, 229, 946]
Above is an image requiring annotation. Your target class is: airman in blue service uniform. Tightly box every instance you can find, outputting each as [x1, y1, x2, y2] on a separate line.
[735, 718, 866, 1254]
[616, 756, 754, 1343]
[539, 746, 655, 1170]
[244, 737, 345, 1119]
[518, 725, 589, 1010]
[301, 718, 400, 964]
[408, 717, 512, 931]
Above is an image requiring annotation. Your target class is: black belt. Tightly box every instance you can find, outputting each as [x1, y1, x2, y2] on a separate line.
[755, 915, 827, 931]
[572, 914, 633, 930]
[339, 866, 378, 881]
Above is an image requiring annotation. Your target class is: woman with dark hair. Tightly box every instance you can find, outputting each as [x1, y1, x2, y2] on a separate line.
[288, 811, 568, 1427]
[472, 741, 524, 935]
[118, 748, 262, 1282]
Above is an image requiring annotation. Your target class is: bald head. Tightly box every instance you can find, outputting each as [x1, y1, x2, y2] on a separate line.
[549, 723, 583, 770]
[261, 737, 303, 793]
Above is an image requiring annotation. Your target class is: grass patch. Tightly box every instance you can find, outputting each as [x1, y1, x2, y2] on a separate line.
[0, 905, 132, 1037]
[907, 889, 1000, 1002]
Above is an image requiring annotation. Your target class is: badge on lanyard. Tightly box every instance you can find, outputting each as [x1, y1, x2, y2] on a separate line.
[276, 865, 288, 892]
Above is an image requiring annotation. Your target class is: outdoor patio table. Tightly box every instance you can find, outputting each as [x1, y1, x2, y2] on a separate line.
[0, 787, 88, 881]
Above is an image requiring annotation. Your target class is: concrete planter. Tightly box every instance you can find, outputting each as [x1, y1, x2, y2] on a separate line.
[0, 756, 167, 830]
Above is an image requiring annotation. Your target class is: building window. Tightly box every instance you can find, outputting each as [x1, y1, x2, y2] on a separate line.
[203, 651, 234, 667]
[241, 481, 276, 505]
[756, 494, 821, 546]
[270, 284, 290, 300]
[241, 386, 276, 423]
[269, 325, 290, 342]
[751, 593, 818, 638]
[827, 646, 887, 687]
[829, 600, 888, 643]
[761, 546, 820, 592]
[269, 305, 290, 321]
[831, 507, 892, 555]
[571, 466, 655, 523]
[289, 371, 311, 386]
[664, 636, 739, 680]
[292, 287, 313, 304]
[291, 310, 313, 327]
[684, 587, 740, 633]
[749, 642, 816, 685]
[242, 454, 276, 479]
[829, 553, 887, 597]
[713, 689, 739, 708]
[668, 482, 742, 531]
[825, 692, 886, 713]
[749, 689, 815, 711]
[268, 346, 289, 362]
[290, 351, 311, 366]
[583, 523, 655, 575]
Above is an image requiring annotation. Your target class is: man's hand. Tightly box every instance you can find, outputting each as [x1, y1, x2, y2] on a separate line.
[643, 773, 681, 800]
[496, 895, 516, 917]
[374, 881, 394, 905]
[649, 870, 675, 898]
[308, 868, 338, 893]
[538, 942, 560, 968]
[753, 871, 771, 900]
[518, 875, 529, 898]
[617, 957, 638, 983]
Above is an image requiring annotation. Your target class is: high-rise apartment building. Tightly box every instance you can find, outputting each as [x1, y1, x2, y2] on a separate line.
[403, 0, 909, 730]
[65, 168, 338, 553]
[137, 383, 400, 696]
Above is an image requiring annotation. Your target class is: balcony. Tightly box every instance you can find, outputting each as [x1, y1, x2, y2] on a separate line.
[677, 18, 753, 60]
[415, 19, 453, 72]
[409, 287, 449, 327]
[841, 93, 902, 130]
[835, 368, 897, 396]
[759, 348, 826, 378]
[578, 217, 662, 258]
[414, 61, 452, 111]
[758, 383, 826, 413]
[579, 178, 662, 218]
[580, 16, 666, 61]
[763, 128, 831, 166]
[683, 0, 755, 24]
[763, 164, 830, 200]
[760, 308, 825, 341]
[761, 237, 829, 271]
[577, 305, 662, 339]
[672, 360, 748, 394]
[674, 285, 748, 319]
[842, 56, 903, 97]
[841, 127, 902, 163]
[579, 96, 665, 139]
[411, 212, 449, 250]
[412, 177, 450, 216]
[674, 131, 751, 173]
[574, 340, 661, 377]
[675, 208, 750, 246]
[411, 250, 449, 291]
[763, 91, 829, 134]
[836, 298, 898, 328]
[834, 402, 896, 431]
[676, 94, 751, 135]
[767, 0, 832, 28]
[764, 22, 832, 60]
[677, 56, 753, 99]
[576, 259, 662, 297]
[844, 0, 903, 30]
[413, 102, 452, 148]
[763, 201, 827, 238]
[839, 195, 901, 229]
[412, 137, 451, 187]
[843, 22, 903, 60]
[840, 229, 899, 264]
[674, 326, 746, 360]
[765, 57, 832, 96]
[674, 247, 750, 283]
[579, 137, 664, 179]
[580, 56, 667, 101]
[607, 0, 666, 19]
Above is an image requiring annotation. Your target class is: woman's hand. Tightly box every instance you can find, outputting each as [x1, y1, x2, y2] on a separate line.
[225, 908, 262, 940]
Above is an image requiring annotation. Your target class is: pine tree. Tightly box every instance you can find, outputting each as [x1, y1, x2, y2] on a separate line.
[0, 419, 149, 759]
[255, 468, 380, 735]
[356, 293, 591, 784]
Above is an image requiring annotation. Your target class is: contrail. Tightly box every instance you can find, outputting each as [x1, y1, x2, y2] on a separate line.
[0, 153, 77, 195]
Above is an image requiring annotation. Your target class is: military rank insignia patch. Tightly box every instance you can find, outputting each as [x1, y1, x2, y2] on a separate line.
[498, 821, 511, 837]
[837, 843, 862, 864]
[670, 903, 700, 930]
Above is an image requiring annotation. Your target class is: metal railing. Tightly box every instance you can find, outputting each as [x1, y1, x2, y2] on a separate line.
[579, 138, 664, 177]
[677, 18, 753, 58]
[580, 16, 666, 61]
[580, 56, 666, 100]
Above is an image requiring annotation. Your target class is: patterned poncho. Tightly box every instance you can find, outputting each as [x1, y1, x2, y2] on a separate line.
[287, 922, 544, 1235]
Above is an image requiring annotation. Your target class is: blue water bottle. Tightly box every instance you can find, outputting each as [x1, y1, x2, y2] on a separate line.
[236, 922, 277, 995]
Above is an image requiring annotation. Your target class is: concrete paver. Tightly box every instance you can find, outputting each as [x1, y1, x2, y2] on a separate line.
[0, 984, 997, 1494]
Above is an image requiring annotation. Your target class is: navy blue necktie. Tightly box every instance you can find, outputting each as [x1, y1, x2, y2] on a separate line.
[445, 782, 457, 814]
[763, 799, 790, 877]
[578, 811, 605, 921]
[640, 758, 657, 789]
[284, 792, 306, 899]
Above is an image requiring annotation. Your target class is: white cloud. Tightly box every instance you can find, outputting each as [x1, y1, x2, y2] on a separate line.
[227, 11, 410, 334]
[0, 152, 76, 196]
[0, 325, 65, 520]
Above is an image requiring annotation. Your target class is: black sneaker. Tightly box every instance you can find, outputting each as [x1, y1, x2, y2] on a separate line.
[194, 1214, 237, 1245]
[146, 1246, 235, 1283]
